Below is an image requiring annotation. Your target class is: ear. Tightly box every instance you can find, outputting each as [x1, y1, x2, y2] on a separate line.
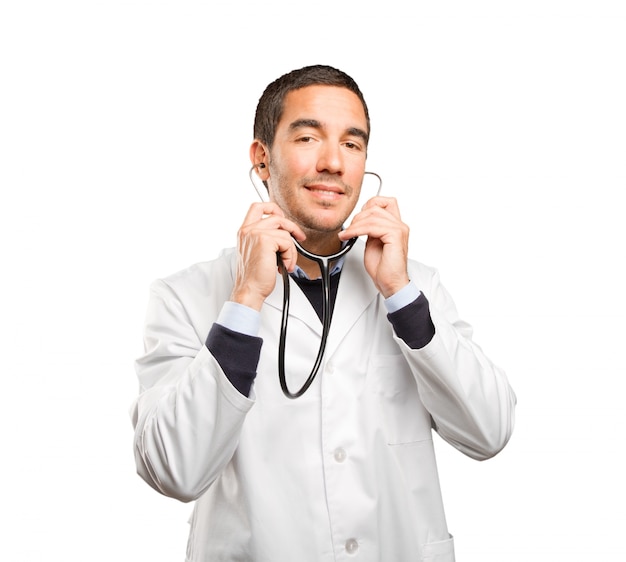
[249, 140, 270, 180]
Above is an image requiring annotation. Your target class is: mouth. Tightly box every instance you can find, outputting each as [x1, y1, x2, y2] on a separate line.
[305, 184, 344, 200]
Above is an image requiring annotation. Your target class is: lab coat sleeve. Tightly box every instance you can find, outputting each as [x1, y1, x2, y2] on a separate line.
[401, 266, 516, 460]
[130, 279, 254, 502]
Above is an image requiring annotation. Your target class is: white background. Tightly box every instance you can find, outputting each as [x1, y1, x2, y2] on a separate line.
[1, 1, 625, 560]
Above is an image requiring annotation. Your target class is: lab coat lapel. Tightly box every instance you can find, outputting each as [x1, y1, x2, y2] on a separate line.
[263, 240, 377, 341]
[325, 240, 378, 356]
[264, 270, 323, 336]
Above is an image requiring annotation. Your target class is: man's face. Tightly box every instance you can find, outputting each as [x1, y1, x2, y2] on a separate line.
[266, 85, 368, 236]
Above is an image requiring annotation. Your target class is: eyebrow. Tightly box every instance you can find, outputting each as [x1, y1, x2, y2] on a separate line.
[288, 119, 369, 144]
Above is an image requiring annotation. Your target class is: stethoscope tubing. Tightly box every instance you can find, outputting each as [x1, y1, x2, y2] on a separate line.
[248, 167, 382, 398]
[278, 237, 358, 398]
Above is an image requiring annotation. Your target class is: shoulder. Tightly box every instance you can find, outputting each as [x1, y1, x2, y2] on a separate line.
[151, 248, 237, 304]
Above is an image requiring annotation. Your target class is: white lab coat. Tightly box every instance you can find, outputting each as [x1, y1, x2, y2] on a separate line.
[131, 240, 516, 562]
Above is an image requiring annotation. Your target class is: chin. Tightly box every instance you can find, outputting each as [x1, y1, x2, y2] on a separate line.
[308, 216, 347, 233]
[294, 210, 338, 230]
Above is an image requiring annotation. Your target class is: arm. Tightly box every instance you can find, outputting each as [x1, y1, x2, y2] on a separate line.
[397, 265, 516, 460]
[131, 202, 305, 502]
[131, 279, 256, 503]
[341, 197, 516, 460]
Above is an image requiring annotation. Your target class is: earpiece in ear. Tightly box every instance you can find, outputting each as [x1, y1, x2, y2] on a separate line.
[257, 163, 266, 169]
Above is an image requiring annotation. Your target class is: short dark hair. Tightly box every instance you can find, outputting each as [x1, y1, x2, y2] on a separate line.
[253, 64, 370, 148]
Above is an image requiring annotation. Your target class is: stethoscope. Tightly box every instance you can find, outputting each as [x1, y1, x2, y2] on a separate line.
[249, 166, 383, 398]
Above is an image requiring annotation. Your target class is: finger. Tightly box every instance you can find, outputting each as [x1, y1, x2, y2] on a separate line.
[360, 196, 402, 220]
[268, 228, 307, 273]
[241, 202, 285, 226]
[340, 220, 403, 241]
[340, 206, 404, 240]
[277, 245, 298, 272]
[241, 202, 307, 241]
[263, 216, 307, 242]
[243, 221, 301, 272]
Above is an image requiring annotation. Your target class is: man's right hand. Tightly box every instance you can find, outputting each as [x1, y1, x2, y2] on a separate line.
[230, 202, 306, 311]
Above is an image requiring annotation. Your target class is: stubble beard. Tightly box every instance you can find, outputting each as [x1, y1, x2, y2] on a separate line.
[268, 165, 358, 239]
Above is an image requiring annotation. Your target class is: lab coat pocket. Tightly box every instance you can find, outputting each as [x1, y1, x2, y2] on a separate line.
[371, 354, 432, 445]
[422, 534, 455, 562]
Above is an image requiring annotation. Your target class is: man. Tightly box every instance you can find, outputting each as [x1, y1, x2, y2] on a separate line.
[131, 65, 516, 561]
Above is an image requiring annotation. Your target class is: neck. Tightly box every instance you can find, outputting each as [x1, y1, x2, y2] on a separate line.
[295, 230, 342, 279]
[300, 229, 342, 254]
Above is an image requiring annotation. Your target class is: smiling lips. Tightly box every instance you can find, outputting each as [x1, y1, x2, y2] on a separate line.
[305, 184, 344, 200]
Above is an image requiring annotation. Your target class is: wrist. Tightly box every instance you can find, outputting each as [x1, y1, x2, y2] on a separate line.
[379, 275, 411, 299]
[384, 280, 419, 312]
[230, 287, 265, 312]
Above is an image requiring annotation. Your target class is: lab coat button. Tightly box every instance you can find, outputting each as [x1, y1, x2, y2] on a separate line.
[345, 538, 359, 554]
[326, 363, 334, 374]
[333, 447, 347, 463]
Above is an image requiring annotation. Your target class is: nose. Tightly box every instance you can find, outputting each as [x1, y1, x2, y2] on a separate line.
[316, 141, 344, 176]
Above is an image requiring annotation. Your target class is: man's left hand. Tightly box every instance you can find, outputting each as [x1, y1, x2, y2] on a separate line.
[339, 196, 410, 298]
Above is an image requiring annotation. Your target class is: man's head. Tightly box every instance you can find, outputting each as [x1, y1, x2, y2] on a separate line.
[253, 65, 370, 150]
[249, 66, 370, 242]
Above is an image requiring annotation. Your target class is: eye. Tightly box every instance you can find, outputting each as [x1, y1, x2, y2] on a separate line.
[296, 136, 315, 143]
[343, 140, 363, 151]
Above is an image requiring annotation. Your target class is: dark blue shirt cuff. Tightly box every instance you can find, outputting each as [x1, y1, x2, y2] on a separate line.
[205, 323, 262, 397]
[387, 293, 436, 349]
